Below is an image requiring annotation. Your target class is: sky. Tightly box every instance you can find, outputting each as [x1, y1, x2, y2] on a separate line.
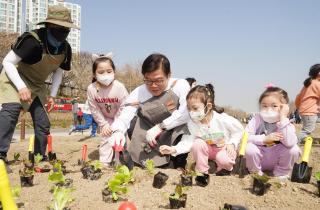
[67, 0, 320, 112]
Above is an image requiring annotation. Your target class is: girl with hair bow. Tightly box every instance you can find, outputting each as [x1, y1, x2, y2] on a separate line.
[87, 53, 129, 166]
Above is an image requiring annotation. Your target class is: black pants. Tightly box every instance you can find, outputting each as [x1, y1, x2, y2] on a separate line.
[170, 135, 188, 169]
[0, 97, 50, 157]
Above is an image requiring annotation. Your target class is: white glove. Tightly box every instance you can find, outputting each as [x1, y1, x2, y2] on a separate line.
[109, 131, 126, 148]
[146, 124, 163, 147]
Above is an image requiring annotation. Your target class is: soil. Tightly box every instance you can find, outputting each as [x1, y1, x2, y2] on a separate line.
[4, 125, 320, 210]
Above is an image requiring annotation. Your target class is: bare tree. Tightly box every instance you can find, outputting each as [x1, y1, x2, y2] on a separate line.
[0, 32, 19, 62]
[116, 63, 143, 93]
[223, 106, 248, 120]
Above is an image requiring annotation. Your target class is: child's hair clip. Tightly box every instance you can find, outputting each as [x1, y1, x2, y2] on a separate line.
[92, 52, 113, 61]
[205, 87, 211, 96]
[265, 83, 275, 89]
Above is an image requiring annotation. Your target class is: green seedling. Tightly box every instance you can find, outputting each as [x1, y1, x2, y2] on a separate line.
[251, 173, 272, 196]
[81, 160, 103, 180]
[107, 178, 129, 201]
[104, 165, 134, 201]
[169, 185, 188, 200]
[315, 172, 320, 181]
[114, 165, 134, 184]
[19, 160, 34, 177]
[49, 186, 74, 210]
[13, 153, 20, 161]
[251, 173, 283, 189]
[50, 159, 67, 175]
[11, 186, 21, 199]
[166, 184, 189, 209]
[181, 169, 197, 176]
[180, 163, 202, 187]
[89, 160, 103, 171]
[251, 173, 270, 183]
[145, 159, 155, 175]
[48, 162, 65, 184]
[34, 154, 43, 165]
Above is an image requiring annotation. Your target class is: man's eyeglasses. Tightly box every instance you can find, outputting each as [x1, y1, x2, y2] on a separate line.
[143, 79, 165, 86]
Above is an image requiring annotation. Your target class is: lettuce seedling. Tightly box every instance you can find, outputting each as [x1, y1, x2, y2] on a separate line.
[50, 186, 74, 210]
[145, 159, 155, 175]
[48, 162, 65, 184]
[89, 160, 103, 171]
[34, 154, 43, 165]
[107, 178, 128, 201]
[104, 165, 134, 201]
[19, 160, 34, 177]
[169, 185, 188, 200]
[114, 165, 134, 184]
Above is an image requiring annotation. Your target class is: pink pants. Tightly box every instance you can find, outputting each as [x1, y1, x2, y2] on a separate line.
[245, 143, 300, 176]
[192, 138, 236, 173]
[99, 136, 114, 166]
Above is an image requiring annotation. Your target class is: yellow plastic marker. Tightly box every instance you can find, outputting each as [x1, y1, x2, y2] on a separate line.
[28, 135, 35, 152]
[301, 136, 313, 163]
[0, 160, 18, 210]
[239, 131, 249, 156]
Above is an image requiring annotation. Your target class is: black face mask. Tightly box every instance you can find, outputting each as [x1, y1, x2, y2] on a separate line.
[48, 27, 70, 42]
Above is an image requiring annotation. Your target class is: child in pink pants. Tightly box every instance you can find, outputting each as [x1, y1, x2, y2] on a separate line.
[159, 84, 243, 187]
[245, 86, 300, 179]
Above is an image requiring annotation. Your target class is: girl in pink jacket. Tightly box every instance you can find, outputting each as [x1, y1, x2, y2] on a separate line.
[87, 54, 129, 166]
[295, 64, 320, 143]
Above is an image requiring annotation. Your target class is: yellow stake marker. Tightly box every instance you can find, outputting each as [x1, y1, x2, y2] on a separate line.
[28, 135, 35, 152]
[0, 160, 18, 210]
[301, 136, 313, 163]
[239, 131, 249, 156]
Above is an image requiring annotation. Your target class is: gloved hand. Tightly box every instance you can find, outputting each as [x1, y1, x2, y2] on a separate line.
[146, 124, 163, 147]
[109, 131, 126, 150]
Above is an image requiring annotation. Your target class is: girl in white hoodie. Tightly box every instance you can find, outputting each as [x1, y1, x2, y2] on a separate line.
[160, 84, 243, 186]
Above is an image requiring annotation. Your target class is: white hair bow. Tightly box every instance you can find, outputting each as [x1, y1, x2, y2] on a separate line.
[92, 52, 113, 61]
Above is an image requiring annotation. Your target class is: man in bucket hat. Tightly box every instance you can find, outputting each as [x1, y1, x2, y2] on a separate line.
[0, 5, 80, 163]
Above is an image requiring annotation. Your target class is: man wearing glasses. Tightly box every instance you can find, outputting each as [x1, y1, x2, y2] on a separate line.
[109, 53, 190, 168]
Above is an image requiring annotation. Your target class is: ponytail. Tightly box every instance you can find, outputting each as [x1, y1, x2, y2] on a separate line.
[204, 83, 224, 114]
[304, 64, 320, 87]
[303, 77, 312, 87]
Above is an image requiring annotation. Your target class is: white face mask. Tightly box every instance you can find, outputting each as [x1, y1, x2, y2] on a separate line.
[96, 74, 114, 86]
[260, 109, 280, 123]
[189, 109, 206, 123]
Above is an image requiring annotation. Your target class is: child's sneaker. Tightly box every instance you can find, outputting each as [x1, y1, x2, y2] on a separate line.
[276, 175, 289, 181]
[216, 169, 232, 176]
[195, 173, 210, 187]
[68, 125, 75, 135]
